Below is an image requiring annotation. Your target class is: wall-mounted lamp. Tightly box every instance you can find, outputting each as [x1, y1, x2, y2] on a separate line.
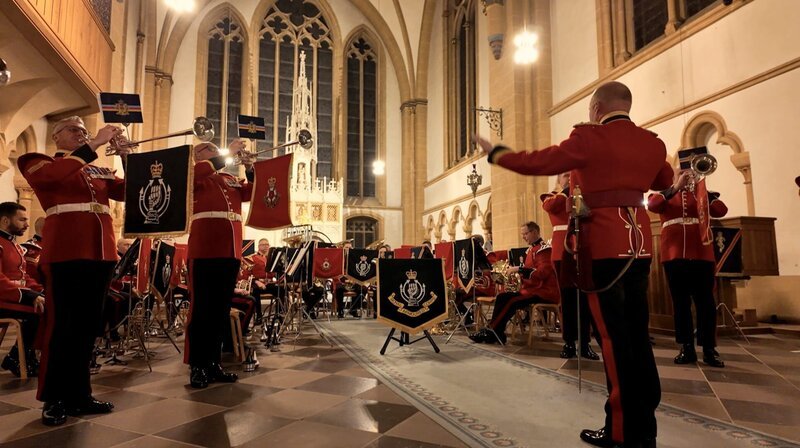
[372, 160, 385, 176]
[0, 58, 10, 86]
[467, 164, 483, 198]
[475, 107, 503, 139]
[513, 30, 539, 65]
[165, 0, 195, 12]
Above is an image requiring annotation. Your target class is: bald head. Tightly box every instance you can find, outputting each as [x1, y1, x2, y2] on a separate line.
[589, 81, 632, 122]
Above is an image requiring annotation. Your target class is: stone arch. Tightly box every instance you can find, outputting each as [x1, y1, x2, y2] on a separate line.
[680, 111, 754, 215]
[449, 206, 463, 240]
[482, 195, 492, 235]
[463, 200, 480, 235]
[436, 210, 448, 242]
[425, 215, 436, 243]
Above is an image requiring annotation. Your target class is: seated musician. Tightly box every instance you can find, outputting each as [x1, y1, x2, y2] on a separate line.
[20, 217, 44, 285]
[102, 239, 135, 342]
[333, 240, 356, 318]
[230, 261, 257, 334]
[0, 203, 45, 377]
[249, 238, 278, 325]
[470, 221, 559, 344]
[453, 235, 495, 326]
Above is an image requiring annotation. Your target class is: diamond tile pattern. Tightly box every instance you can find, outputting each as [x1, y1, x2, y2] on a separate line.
[0, 330, 466, 447]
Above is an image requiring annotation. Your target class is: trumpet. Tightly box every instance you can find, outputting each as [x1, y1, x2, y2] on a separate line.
[106, 116, 215, 156]
[687, 153, 717, 193]
[226, 129, 313, 166]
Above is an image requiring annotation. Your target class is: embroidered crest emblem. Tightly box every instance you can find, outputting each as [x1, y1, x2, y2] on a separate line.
[263, 176, 280, 208]
[458, 248, 469, 278]
[355, 255, 370, 277]
[115, 99, 129, 116]
[247, 122, 257, 133]
[138, 161, 171, 224]
[322, 258, 331, 271]
[399, 270, 426, 308]
[715, 231, 726, 253]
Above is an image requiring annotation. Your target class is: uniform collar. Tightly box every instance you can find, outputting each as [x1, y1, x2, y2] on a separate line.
[0, 229, 15, 241]
[54, 149, 72, 158]
[600, 111, 631, 124]
[529, 238, 543, 247]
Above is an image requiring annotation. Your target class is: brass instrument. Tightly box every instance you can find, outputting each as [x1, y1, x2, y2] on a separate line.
[366, 239, 385, 250]
[228, 129, 313, 166]
[687, 153, 717, 193]
[106, 116, 215, 155]
[490, 259, 521, 293]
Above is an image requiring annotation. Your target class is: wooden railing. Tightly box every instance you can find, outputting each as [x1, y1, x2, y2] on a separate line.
[8, 0, 114, 93]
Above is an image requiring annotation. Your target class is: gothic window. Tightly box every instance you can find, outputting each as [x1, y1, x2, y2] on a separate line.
[257, 0, 333, 179]
[446, 0, 477, 167]
[632, 0, 669, 51]
[685, 0, 718, 19]
[346, 216, 378, 249]
[205, 12, 245, 148]
[346, 36, 377, 198]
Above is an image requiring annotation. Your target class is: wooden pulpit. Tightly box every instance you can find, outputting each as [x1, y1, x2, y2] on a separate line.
[647, 216, 779, 332]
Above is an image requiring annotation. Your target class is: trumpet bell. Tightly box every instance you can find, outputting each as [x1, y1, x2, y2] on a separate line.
[691, 154, 717, 176]
[192, 116, 215, 142]
[298, 129, 313, 149]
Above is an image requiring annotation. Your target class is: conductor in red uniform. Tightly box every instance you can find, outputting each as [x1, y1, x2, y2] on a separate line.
[647, 170, 727, 368]
[469, 222, 559, 345]
[18, 116, 126, 426]
[541, 173, 598, 360]
[185, 139, 252, 389]
[0, 203, 44, 378]
[476, 82, 673, 448]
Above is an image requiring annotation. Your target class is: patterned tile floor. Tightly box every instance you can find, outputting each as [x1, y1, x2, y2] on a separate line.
[2, 320, 800, 447]
[0, 329, 467, 448]
[454, 329, 800, 444]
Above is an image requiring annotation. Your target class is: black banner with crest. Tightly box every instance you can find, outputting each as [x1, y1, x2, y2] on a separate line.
[345, 249, 379, 285]
[377, 258, 448, 334]
[149, 240, 176, 301]
[99, 92, 144, 124]
[124, 145, 192, 238]
[711, 226, 743, 275]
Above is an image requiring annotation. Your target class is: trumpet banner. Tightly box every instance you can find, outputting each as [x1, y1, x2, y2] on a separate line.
[312, 248, 344, 279]
[377, 258, 448, 334]
[434, 242, 454, 281]
[124, 145, 192, 238]
[345, 249, 379, 285]
[246, 154, 293, 230]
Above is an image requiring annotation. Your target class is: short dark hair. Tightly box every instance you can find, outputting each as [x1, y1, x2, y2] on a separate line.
[522, 221, 540, 233]
[258, 238, 269, 244]
[0, 202, 25, 220]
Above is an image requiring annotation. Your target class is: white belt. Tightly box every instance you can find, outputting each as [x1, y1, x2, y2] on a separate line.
[10, 279, 25, 287]
[46, 202, 110, 216]
[662, 217, 699, 228]
[552, 225, 568, 232]
[192, 211, 242, 222]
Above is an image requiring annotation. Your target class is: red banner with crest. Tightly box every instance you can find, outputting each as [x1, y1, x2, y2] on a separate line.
[312, 247, 345, 279]
[246, 153, 293, 230]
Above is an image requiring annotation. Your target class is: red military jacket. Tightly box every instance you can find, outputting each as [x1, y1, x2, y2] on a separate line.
[188, 158, 253, 260]
[20, 235, 42, 284]
[541, 189, 569, 262]
[0, 230, 43, 312]
[490, 114, 673, 260]
[252, 253, 269, 280]
[520, 240, 560, 303]
[18, 146, 124, 263]
[647, 189, 728, 262]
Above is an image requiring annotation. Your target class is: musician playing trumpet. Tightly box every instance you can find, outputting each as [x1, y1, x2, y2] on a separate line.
[18, 116, 129, 426]
[184, 138, 253, 389]
[470, 222, 559, 344]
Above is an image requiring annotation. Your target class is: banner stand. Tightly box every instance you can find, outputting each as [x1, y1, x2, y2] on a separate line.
[379, 328, 440, 355]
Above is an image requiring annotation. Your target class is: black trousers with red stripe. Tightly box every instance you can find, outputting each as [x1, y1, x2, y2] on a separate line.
[185, 258, 240, 367]
[554, 261, 595, 346]
[38, 261, 114, 403]
[489, 291, 543, 333]
[587, 258, 660, 445]
[663, 259, 717, 348]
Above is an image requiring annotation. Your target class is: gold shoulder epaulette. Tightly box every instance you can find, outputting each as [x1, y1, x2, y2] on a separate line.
[573, 122, 599, 128]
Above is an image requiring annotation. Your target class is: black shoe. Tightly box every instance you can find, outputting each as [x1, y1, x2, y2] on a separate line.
[560, 343, 577, 359]
[42, 401, 67, 426]
[308, 310, 317, 320]
[66, 397, 114, 416]
[486, 330, 506, 345]
[1, 353, 21, 377]
[190, 366, 209, 389]
[674, 344, 697, 364]
[469, 329, 491, 343]
[581, 345, 600, 361]
[350, 310, 360, 318]
[208, 363, 238, 383]
[26, 349, 39, 377]
[703, 348, 725, 368]
[579, 427, 619, 448]
[337, 311, 344, 319]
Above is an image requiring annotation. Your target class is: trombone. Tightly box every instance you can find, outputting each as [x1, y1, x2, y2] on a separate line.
[226, 129, 313, 166]
[106, 116, 215, 156]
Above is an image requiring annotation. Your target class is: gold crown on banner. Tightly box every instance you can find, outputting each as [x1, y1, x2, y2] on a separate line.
[406, 270, 418, 280]
[268, 176, 277, 187]
[150, 160, 163, 177]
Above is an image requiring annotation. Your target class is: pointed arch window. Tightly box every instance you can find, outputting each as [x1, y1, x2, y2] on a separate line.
[257, 0, 334, 179]
[446, 0, 477, 167]
[346, 36, 378, 198]
[205, 13, 245, 148]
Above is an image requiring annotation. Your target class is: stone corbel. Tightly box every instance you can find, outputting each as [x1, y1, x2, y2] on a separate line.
[483, 0, 506, 60]
[730, 151, 755, 216]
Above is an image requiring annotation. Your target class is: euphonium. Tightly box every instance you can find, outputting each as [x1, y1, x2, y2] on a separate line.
[490, 260, 521, 293]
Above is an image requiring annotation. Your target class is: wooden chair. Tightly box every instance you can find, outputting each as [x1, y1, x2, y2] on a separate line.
[0, 319, 28, 380]
[475, 296, 496, 329]
[527, 303, 561, 347]
[228, 310, 246, 362]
